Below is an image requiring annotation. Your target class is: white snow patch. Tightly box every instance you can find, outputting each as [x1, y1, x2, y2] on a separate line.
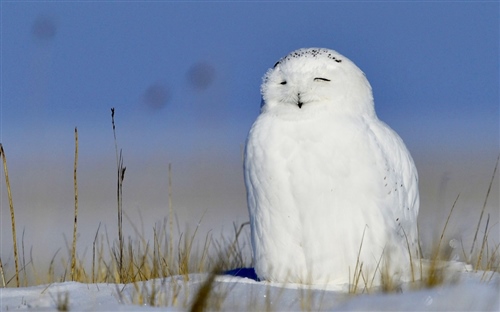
[1, 269, 498, 311]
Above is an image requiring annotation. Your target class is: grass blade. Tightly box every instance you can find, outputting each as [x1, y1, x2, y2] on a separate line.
[0, 144, 20, 287]
[71, 127, 79, 280]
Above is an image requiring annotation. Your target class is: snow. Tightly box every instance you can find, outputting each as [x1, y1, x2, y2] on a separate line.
[1, 269, 498, 311]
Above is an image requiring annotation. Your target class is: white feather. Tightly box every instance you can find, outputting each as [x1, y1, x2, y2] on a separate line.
[244, 48, 419, 286]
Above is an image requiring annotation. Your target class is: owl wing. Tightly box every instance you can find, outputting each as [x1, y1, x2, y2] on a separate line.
[367, 118, 420, 246]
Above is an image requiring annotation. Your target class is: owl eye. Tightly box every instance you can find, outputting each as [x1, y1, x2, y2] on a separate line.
[314, 78, 330, 82]
[280, 81, 287, 85]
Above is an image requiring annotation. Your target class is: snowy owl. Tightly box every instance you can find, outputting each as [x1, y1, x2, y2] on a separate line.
[244, 48, 420, 286]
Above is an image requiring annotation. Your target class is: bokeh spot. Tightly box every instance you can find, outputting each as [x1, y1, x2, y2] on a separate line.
[187, 62, 216, 90]
[143, 83, 170, 110]
[32, 16, 57, 41]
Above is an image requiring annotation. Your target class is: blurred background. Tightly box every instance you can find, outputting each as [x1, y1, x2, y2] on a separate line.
[1, 2, 498, 275]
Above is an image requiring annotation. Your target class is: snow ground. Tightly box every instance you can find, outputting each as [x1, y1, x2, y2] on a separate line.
[1, 268, 498, 311]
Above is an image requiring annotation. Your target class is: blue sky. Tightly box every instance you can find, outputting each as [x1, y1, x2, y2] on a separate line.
[0, 1, 498, 270]
[2, 1, 498, 160]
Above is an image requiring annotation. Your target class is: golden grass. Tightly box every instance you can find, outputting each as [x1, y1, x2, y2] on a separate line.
[348, 226, 368, 294]
[344, 156, 500, 295]
[189, 269, 218, 312]
[111, 107, 126, 282]
[469, 155, 499, 262]
[0, 109, 250, 292]
[0, 143, 20, 287]
[71, 127, 79, 281]
[419, 193, 461, 288]
[0, 109, 498, 311]
[50, 291, 70, 311]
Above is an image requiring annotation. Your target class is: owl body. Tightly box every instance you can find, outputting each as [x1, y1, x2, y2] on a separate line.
[244, 48, 419, 286]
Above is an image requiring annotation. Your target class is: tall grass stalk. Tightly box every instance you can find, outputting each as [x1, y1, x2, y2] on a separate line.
[419, 193, 460, 289]
[401, 227, 416, 282]
[436, 193, 460, 259]
[0, 258, 6, 287]
[469, 155, 499, 261]
[349, 226, 367, 294]
[0, 144, 20, 287]
[71, 127, 79, 281]
[475, 214, 490, 270]
[111, 108, 126, 282]
[21, 230, 27, 286]
[168, 163, 174, 274]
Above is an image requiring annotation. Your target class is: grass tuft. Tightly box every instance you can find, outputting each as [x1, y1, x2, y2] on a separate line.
[469, 155, 499, 261]
[0, 144, 20, 287]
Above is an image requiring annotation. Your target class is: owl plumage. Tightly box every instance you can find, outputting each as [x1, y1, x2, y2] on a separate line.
[244, 48, 419, 286]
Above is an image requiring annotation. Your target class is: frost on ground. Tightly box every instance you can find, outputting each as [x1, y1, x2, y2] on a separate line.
[1, 268, 498, 311]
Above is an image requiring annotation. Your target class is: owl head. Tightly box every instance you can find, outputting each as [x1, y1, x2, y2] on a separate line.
[260, 48, 375, 119]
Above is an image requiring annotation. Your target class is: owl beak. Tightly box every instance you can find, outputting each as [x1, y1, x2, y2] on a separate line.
[298, 102, 303, 109]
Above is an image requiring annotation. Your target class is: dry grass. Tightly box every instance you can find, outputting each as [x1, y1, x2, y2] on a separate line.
[0, 110, 249, 291]
[418, 193, 461, 289]
[0, 109, 498, 311]
[111, 107, 126, 282]
[344, 155, 500, 295]
[50, 291, 70, 311]
[348, 226, 369, 294]
[70, 127, 79, 281]
[189, 269, 219, 312]
[0, 143, 20, 287]
[469, 155, 499, 262]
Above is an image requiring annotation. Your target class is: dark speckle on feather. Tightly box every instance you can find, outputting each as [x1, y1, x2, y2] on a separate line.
[274, 48, 344, 67]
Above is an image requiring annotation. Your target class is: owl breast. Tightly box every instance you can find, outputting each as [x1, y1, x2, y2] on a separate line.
[245, 112, 409, 285]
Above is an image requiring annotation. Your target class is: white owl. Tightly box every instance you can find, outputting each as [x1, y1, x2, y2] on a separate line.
[244, 48, 420, 287]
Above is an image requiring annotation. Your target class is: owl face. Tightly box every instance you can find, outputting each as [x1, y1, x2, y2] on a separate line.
[260, 48, 374, 118]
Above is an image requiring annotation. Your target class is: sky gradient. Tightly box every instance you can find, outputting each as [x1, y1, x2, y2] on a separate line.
[1, 2, 498, 269]
[2, 2, 498, 154]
